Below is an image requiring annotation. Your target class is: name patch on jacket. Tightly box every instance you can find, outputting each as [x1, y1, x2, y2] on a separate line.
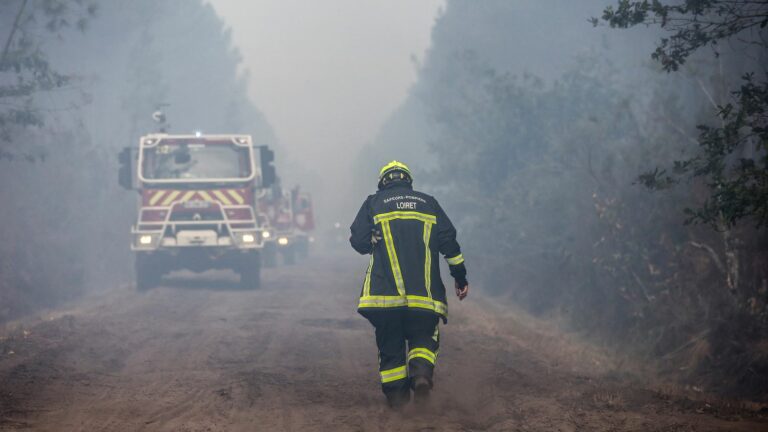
[383, 195, 427, 204]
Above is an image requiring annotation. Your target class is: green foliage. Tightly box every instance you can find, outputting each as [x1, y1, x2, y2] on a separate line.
[684, 75, 768, 227]
[595, 0, 767, 72]
[598, 0, 768, 229]
[0, 0, 97, 156]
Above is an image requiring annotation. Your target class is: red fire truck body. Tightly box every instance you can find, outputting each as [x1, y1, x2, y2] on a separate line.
[291, 187, 315, 244]
[119, 133, 275, 290]
[258, 186, 315, 264]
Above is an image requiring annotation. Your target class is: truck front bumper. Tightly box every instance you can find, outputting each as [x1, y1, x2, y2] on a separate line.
[131, 227, 266, 252]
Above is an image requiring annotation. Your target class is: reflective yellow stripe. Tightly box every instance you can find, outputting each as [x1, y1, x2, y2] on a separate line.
[358, 295, 447, 316]
[380, 365, 407, 383]
[432, 326, 439, 342]
[227, 189, 245, 205]
[363, 255, 374, 297]
[446, 254, 464, 266]
[408, 347, 437, 365]
[423, 222, 432, 299]
[374, 211, 436, 225]
[406, 295, 447, 316]
[149, 190, 166, 206]
[212, 190, 233, 205]
[198, 190, 214, 202]
[180, 190, 196, 203]
[358, 295, 407, 309]
[381, 220, 405, 296]
[161, 190, 181, 206]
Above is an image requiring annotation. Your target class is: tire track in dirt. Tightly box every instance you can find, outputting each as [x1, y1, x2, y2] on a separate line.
[0, 253, 766, 431]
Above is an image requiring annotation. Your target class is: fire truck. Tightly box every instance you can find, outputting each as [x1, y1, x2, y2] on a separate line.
[118, 133, 276, 290]
[259, 184, 315, 265]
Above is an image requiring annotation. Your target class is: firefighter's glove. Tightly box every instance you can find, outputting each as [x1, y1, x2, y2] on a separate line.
[370, 229, 383, 246]
[455, 279, 469, 301]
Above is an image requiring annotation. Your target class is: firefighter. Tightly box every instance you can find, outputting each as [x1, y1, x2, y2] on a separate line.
[350, 160, 469, 409]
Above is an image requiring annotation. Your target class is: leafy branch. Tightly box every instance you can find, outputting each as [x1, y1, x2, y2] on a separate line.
[593, 0, 768, 71]
[0, 0, 97, 152]
[598, 0, 768, 228]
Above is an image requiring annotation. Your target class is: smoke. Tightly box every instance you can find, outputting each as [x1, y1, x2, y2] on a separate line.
[206, 0, 444, 233]
[2, 0, 765, 398]
[0, 0, 275, 319]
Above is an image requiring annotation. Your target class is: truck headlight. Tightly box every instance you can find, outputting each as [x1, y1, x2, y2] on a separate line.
[262, 230, 271, 239]
[139, 235, 153, 245]
[278, 237, 289, 246]
[242, 233, 255, 243]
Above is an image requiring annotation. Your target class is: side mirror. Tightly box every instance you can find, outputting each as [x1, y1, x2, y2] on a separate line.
[260, 146, 276, 188]
[118, 147, 133, 190]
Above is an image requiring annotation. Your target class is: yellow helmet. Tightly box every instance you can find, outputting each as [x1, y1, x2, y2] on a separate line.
[378, 160, 412, 188]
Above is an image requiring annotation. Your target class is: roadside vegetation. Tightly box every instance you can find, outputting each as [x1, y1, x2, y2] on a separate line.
[0, 0, 274, 322]
[370, 0, 767, 398]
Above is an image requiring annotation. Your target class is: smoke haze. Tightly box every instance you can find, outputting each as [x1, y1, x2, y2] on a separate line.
[0, 2, 766, 425]
[208, 0, 444, 226]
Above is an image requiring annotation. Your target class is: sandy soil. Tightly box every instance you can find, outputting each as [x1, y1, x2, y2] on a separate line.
[0, 253, 766, 431]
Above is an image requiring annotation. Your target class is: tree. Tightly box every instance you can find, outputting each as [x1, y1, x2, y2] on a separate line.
[596, 0, 768, 229]
[0, 0, 96, 159]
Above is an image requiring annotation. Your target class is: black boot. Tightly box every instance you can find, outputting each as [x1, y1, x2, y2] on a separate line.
[385, 388, 410, 410]
[412, 376, 431, 405]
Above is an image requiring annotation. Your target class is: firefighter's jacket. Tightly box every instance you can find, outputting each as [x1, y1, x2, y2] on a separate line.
[350, 182, 467, 323]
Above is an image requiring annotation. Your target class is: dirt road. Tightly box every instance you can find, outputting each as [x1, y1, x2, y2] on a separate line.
[1, 253, 766, 431]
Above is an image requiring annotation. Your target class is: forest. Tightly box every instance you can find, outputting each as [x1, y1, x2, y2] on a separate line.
[365, 0, 767, 397]
[0, 0, 275, 319]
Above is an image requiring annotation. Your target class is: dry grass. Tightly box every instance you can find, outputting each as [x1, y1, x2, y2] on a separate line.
[592, 392, 625, 409]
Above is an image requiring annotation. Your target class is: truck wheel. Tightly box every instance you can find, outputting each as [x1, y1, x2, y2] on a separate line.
[263, 244, 277, 268]
[282, 246, 296, 265]
[239, 252, 262, 289]
[135, 254, 161, 292]
[296, 239, 309, 260]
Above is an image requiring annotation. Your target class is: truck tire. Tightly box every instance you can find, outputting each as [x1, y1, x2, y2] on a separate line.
[135, 254, 161, 292]
[296, 238, 309, 260]
[239, 252, 262, 289]
[282, 246, 296, 265]
[263, 244, 277, 267]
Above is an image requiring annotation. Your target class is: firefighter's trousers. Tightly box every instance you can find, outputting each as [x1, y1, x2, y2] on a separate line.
[365, 310, 440, 398]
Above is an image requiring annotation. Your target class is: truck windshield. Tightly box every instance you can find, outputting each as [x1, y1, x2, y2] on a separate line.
[142, 141, 251, 181]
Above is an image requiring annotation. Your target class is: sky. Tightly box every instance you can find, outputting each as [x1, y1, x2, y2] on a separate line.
[206, 0, 444, 215]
